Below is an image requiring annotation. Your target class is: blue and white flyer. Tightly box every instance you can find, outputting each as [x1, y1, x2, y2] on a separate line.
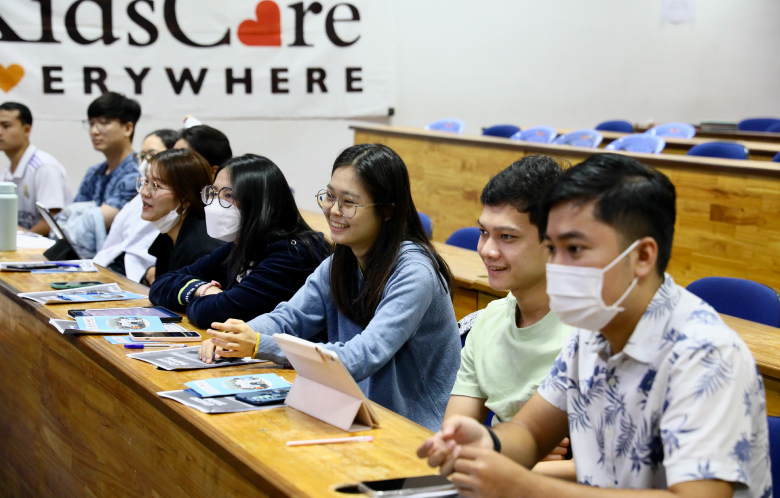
[184, 374, 291, 397]
[18, 283, 146, 304]
[75, 315, 167, 333]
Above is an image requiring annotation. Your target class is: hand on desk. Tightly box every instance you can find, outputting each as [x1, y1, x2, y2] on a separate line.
[198, 318, 258, 363]
[416, 415, 493, 475]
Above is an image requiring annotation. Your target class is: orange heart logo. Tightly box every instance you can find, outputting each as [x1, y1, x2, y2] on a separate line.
[0, 64, 24, 93]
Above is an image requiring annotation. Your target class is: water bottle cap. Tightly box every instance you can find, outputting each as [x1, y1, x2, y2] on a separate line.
[0, 182, 16, 195]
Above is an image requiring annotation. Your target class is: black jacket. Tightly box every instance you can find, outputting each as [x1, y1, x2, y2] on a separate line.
[148, 233, 330, 329]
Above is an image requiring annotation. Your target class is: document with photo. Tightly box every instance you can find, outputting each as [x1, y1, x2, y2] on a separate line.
[158, 390, 282, 414]
[19, 283, 146, 304]
[184, 373, 291, 397]
[128, 345, 263, 370]
[48, 318, 186, 335]
[75, 315, 167, 333]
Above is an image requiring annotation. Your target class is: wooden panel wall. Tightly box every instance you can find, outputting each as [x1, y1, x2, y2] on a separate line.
[355, 129, 780, 291]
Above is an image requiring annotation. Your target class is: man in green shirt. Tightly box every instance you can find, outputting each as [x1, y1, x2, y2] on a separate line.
[446, 155, 572, 474]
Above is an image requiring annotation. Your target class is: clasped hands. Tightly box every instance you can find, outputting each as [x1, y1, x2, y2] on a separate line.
[417, 415, 567, 498]
[197, 318, 258, 363]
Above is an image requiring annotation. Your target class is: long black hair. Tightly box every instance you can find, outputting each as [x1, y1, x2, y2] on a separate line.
[329, 144, 452, 327]
[221, 154, 326, 282]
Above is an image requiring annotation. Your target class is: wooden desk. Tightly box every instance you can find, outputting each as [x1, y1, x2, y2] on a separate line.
[352, 124, 780, 295]
[634, 124, 780, 145]
[0, 250, 437, 497]
[545, 126, 780, 162]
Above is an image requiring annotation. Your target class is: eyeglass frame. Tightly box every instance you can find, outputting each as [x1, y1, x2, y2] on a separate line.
[136, 176, 173, 197]
[136, 150, 159, 163]
[81, 117, 118, 132]
[201, 185, 237, 208]
[315, 189, 380, 219]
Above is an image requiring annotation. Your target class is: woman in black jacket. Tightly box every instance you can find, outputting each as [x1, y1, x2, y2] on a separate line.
[149, 154, 330, 329]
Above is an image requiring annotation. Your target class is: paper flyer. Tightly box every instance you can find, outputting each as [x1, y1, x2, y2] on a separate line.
[49, 319, 186, 335]
[0, 259, 98, 273]
[19, 283, 146, 304]
[158, 390, 282, 414]
[184, 373, 291, 397]
[75, 315, 167, 333]
[127, 345, 263, 370]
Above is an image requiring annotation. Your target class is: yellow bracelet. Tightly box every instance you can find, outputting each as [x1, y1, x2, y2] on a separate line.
[252, 332, 260, 358]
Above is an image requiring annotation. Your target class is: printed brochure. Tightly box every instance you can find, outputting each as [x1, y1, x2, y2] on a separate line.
[184, 373, 291, 397]
[127, 346, 263, 370]
[19, 283, 146, 304]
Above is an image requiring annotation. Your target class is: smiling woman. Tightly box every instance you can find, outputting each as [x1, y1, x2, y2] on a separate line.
[140, 148, 224, 285]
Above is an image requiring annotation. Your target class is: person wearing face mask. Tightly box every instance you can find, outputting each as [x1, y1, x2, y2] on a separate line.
[418, 154, 770, 498]
[140, 148, 224, 285]
[93, 129, 179, 281]
[148, 154, 330, 330]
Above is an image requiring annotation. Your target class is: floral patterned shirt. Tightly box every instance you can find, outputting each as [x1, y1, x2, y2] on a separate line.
[537, 274, 771, 497]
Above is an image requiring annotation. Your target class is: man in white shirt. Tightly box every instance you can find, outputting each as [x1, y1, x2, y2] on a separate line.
[418, 153, 771, 498]
[0, 102, 72, 235]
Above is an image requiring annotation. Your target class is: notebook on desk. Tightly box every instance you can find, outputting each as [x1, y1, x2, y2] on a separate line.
[274, 334, 380, 432]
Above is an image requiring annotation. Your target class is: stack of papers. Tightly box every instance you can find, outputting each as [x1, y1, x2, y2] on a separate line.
[159, 373, 291, 414]
[128, 346, 262, 370]
[0, 259, 97, 273]
[49, 318, 187, 335]
[19, 283, 146, 304]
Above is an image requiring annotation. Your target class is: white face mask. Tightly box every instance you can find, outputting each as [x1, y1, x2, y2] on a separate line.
[151, 204, 181, 234]
[546, 239, 640, 331]
[138, 159, 151, 177]
[205, 202, 241, 242]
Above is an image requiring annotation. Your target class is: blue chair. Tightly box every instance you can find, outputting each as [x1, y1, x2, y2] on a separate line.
[446, 227, 481, 251]
[738, 118, 780, 132]
[686, 142, 749, 160]
[482, 125, 520, 138]
[686, 276, 780, 327]
[766, 122, 780, 134]
[510, 126, 558, 144]
[552, 129, 603, 148]
[605, 134, 666, 154]
[595, 120, 633, 133]
[768, 417, 780, 496]
[645, 122, 696, 139]
[418, 212, 433, 238]
[425, 119, 465, 134]
[773, 151, 780, 163]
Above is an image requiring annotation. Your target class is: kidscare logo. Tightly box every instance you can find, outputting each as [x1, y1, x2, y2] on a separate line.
[0, 1, 364, 96]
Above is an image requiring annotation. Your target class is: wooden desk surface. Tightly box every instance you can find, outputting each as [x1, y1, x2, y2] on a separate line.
[0, 249, 436, 497]
[543, 126, 780, 161]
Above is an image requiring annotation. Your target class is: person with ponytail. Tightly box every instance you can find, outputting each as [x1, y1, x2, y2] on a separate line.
[198, 144, 461, 431]
[149, 154, 330, 329]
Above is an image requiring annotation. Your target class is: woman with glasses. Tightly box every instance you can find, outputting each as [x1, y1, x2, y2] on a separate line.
[139, 148, 224, 285]
[198, 144, 461, 431]
[149, 154, 330, 330]
[93, 129, 180, 281]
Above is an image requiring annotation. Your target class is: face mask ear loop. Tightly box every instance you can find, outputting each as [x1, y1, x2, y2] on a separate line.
[600, 239, 641, 311]
[602, 239, 641, 273]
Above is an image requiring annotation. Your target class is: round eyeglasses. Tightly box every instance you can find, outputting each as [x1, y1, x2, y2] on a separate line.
[315, 189, 379, 219]
[136, 177, 172, 197]
[136, 150, 159, 163]
[201, 185, 236, 208]
[81, 117, 115, 132]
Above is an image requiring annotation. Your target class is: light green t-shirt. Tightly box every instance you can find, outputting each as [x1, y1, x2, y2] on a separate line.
[451, 293, 571, 425]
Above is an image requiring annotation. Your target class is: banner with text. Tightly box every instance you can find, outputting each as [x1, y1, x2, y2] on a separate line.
[0, 0, 395, 120]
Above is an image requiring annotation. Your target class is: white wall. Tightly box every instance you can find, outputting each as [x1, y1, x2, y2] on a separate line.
[8, 0, 780, 213]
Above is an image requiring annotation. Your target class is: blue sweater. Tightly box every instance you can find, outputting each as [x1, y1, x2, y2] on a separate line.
[149, 235, 329, 329]
[247, 242, 461, 431]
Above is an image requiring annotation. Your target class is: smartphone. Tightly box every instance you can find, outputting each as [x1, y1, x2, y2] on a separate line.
[51, 281, 104, 290]
[4, 263, 59, 271]
[357, 476, 456, 497]
[68, 306, 182, 323]
[236, 387, 290, 406]
[128, 331, 202, 342]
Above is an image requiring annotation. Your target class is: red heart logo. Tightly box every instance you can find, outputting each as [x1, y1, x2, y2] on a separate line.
[238, 1, 281, 46]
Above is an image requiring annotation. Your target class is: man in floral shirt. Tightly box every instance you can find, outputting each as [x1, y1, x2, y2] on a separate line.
[418, 153, 771, 498]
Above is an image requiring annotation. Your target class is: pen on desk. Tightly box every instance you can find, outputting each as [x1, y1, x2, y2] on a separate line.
[124, 343, 188, 349]
[53, 262, 81, 268]
[286, 436, 374, 447]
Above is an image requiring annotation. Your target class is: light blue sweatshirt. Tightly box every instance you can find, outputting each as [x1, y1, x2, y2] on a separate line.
[248, 242, 461, 431]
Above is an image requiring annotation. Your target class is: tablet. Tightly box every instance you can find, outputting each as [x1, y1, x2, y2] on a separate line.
[36, 201, 79, 260]
[67, 305, 182, 323]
